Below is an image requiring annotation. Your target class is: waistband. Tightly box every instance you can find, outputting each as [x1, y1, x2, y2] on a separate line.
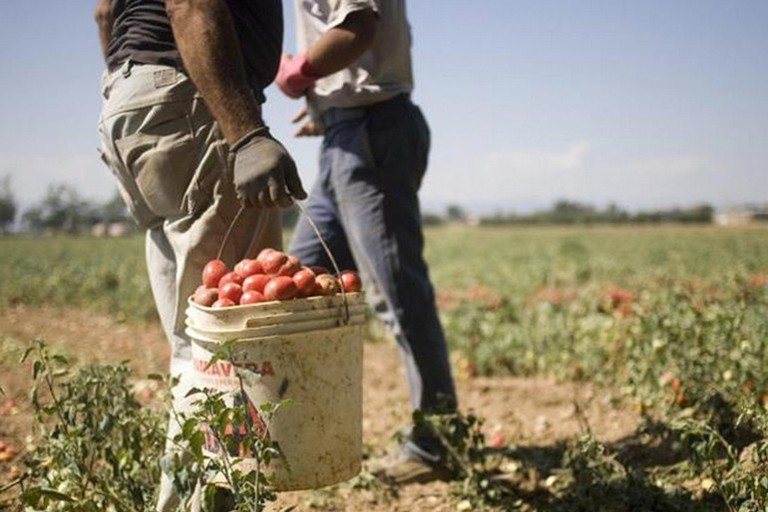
[321, 93, 411, 128]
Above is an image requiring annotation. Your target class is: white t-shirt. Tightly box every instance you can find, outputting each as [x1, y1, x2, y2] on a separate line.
[295, 0, 414, 113]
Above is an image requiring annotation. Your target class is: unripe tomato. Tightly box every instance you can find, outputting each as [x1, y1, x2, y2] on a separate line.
[240, 290, 266, 304]
[202, 259, 228, 289]
[193, 285, 219, 307]
[242, 273, 271, 293]
[339, 270, 362, 293]
[218, 271, 244, 288]
[293, 268, 317, 297]
[264, 276, 300, 301]
[212, 298, 236, 308]
[234, 258, 263, 279]
[218, 282, 243, 304]
[314, 274, 340, 296]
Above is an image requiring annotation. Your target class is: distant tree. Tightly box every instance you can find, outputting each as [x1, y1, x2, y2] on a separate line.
[0, 176, 17, 234]
[549, 200, 595, 223]
[98, 190, 132, 224]
[421, 212, 443, 226]
[21, 184, 97, 234]
[445, 204, 466, 223]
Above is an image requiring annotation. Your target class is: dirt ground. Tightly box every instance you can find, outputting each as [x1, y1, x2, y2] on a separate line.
[0, 305, 639, 510]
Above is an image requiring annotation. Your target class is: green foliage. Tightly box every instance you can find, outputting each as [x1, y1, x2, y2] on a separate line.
[412, 410, 516, 510]
[426, 225, 768, 509]
[0, 175, 17, 233]
[18, 341, 166, 511]
[0, 235, 155, 321]
[15, 341, 293, 512]
[3, 225, 768, 509]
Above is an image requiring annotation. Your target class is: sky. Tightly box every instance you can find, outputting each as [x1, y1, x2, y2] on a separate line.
[0, 1, 766, 216]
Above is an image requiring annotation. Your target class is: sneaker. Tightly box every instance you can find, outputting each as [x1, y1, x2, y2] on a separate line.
[369, 450, 453, 486]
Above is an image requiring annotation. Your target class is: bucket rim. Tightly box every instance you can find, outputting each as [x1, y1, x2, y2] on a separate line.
[188, 291, 364, 313]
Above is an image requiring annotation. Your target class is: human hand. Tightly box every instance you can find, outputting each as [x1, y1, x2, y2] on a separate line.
[232, 128, 307, 208]
[275, 53, 319, 99]
[292, 105, 322, 137]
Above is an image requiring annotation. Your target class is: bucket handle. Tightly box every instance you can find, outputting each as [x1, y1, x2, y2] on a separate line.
[219, 202, 352, 325]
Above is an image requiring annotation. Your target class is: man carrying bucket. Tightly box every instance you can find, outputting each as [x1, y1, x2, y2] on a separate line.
[94, 0, 306, 509]
[275, 0, 458, 484]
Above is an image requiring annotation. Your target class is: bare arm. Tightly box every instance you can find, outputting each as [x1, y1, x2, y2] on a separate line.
[277, 8, 377, 102]
[305, 9, 378, 76]
[165, 0, 263, 145]
[94, 0, 113, 61]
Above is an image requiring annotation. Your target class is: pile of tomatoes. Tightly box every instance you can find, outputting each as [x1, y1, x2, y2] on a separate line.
[193, 248, 362, 308]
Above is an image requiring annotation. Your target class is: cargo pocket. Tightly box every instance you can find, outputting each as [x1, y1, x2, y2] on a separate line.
[115, 115, 199, 220]
[98, 136, 163, 229]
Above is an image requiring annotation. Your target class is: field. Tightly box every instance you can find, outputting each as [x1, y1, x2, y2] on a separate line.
[0, 224, 767, 511]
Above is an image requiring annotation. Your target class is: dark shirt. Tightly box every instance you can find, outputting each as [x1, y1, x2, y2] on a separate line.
[106, 0, 283, 103]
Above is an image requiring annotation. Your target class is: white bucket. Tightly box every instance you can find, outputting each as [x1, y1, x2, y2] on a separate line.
[185, 293, 365, 491]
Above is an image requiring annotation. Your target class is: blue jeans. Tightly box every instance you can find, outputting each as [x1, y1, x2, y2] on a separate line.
[289, 95, 457, 459]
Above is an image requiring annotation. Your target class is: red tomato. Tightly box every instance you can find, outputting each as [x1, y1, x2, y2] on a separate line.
[256, 247, 277, 264]
[276, 255, 301, 277]
[212, 298, 236, 308]
[234, 258, 263, 279]
[488, 433, 506, 449]
[292, 268, 317, 297]
[240, 290, 266, 304]
[264, 276, 300, 301]
[202, 259, 228, 289]
[339, 270, 362, 293]
[218, 282, 243, 304]
[261, 250, 288, 275]
[218, 271, 244, 288]
[314, 274, 340, 296]
[193, 285, 219, 307]
[242, 274, 271, 293]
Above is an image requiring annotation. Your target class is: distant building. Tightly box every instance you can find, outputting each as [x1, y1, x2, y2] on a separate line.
[713, 206, 768, 226]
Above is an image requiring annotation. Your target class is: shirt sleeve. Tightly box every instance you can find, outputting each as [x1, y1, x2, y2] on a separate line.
[326, 0, 378, 29]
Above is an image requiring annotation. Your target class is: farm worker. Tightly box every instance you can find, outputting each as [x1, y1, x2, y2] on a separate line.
[275, 0, 458, 485]
[94, 0, 306, 509]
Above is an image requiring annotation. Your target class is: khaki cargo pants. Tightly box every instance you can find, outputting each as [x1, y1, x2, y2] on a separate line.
[98, 61, 282, 511]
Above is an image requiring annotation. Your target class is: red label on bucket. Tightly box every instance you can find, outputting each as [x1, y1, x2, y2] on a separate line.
[194, 358, 275, 378]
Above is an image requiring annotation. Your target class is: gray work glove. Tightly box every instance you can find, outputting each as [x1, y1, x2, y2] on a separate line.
[231, 126, 307, 208]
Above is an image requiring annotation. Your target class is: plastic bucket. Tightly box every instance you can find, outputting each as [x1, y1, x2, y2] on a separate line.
[185, 292, 365, 491]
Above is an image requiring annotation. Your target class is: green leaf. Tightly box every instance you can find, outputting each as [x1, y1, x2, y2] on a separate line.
[21, 486, 76, 503]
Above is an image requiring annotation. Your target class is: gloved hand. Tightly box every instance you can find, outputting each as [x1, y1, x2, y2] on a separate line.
[275, 52, 320, 99]
[231, 127, 307, 208]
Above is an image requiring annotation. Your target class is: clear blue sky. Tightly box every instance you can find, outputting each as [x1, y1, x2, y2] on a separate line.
[0, 1, 766, 214]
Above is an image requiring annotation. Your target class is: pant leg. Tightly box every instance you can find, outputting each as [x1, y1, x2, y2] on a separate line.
[98, 62, 282, 511]
[293, 97, 457, 422]
[288, 169, 356, 274]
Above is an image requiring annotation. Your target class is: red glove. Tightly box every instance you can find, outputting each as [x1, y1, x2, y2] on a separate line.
[275, 52, 321, 99]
